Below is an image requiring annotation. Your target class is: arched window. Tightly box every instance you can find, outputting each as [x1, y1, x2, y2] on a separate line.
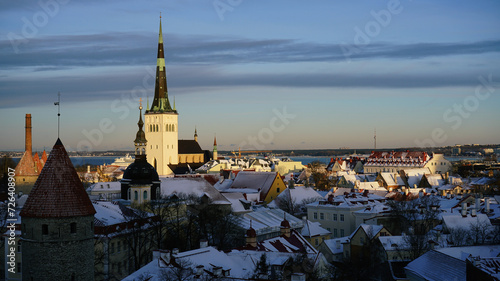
[134, 191, 138, 201]
[156, 124, 159, 132]
[143, 190, 148, 200]
[141, 148, 145, 154]
[172, 125, 175, 132]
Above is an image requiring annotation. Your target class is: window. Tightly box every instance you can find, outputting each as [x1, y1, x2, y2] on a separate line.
[277, 188, 280, 193]
[360, 237, 365, 244]
[340, 214, 345, 221]
[134, 191, 138, 201]
[315, 238, 319, 246]
[42, 224, 48, 235]
[17, 241, 21, 253]
[117, 241, 121, 252]
[110, 242, 115, 254]
[313, 212, 318, 219]
[334, 229, 338, 237]
[320, 213, 324, 220]
[70, 222, 77, 234]
[17, 262, 21, 273]
[143, 190, 148, 200]
[333, 214, 338, 221]
[340, 229, 345, 236]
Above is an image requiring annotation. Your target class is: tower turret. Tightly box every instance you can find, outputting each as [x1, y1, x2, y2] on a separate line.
[20, 138, 96, 281]
[194, 127, 198, 142]
[122, 102, 160, 203]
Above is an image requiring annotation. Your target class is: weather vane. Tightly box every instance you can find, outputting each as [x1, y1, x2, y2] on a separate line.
[54, 92, 61, 138]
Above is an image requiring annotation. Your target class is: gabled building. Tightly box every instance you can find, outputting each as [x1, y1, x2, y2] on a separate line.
[223, 171, 286, 204]
[343, 224, 391, 261]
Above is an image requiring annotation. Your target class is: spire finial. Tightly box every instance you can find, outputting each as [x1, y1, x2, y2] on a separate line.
[139, 97, 143, 110]
[54, 92, 61, 138]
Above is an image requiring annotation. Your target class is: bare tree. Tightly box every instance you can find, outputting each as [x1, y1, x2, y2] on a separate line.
[387, 196, 441, 260]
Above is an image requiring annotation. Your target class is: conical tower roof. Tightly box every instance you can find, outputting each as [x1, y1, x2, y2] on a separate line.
[14, 150, 37, 176]
[149, 17, 176, 113]
[20, 139, 96, 218]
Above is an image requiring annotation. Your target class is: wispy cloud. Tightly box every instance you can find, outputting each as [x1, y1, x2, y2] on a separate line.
[1, 32, 499, 69]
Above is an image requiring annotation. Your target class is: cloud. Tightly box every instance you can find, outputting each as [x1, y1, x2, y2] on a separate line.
[1, 32, 499, 69]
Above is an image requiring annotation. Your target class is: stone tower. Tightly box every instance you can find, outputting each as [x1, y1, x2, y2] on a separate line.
[20, 138, 96, 281]
[144, 17, 178, 175]
[121, 102, 160, 204]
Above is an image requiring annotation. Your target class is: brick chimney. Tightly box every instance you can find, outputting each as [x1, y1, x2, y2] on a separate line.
[25, 114, 32, 154]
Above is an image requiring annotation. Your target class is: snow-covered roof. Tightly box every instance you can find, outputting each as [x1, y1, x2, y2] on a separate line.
[442, 213, 492, 230]
[437, 245, 500, 261]
[159, 177, 230, 205]
[405, 250, 465, 281]
[123, 247, 255, 281]
[229, 171, 278, 194]
[240, 208, 303, 236]
[379, 172, 404, 186]
[301, 220, 331, 237]
[87, 181, 121, 193]
[221, 192, 251, 213]
[322, 237, 349, 255]
[349, 224, 384, 239]
[93, 201, 128, 226]
[274, 186, 323, 205]
[379, 236, 409, 252]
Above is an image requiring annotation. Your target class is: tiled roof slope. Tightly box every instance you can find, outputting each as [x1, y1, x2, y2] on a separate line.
[14, 150, 37, 176]
[20, 139, 96, 218]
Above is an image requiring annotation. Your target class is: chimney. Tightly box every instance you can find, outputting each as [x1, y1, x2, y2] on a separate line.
[200, 239, 208, 248]
[213, 266, 222, 277]
[471, 208, 477, 217]
[476, 197, 481, 212]
[25, 114, 32, 154]
[87, 165, 91, 173]
[461, 202, 467, 217]
[486, 198, 491, 213]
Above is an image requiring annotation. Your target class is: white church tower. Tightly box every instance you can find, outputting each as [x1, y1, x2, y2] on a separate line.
[144, 17, 178, 175]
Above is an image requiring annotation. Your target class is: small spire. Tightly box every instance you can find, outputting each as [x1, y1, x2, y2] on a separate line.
[173, 96, 176, 111]
[214, 134, 217, 146]
[158, 13, 163, 44]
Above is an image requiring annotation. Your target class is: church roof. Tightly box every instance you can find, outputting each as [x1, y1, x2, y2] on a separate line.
[20, 139, 96, 218]
[178, 140, 204, 154]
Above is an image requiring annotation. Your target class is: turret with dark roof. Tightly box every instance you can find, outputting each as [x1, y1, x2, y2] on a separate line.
[21, 138, 96, 280]
[20, 138, 96, 218]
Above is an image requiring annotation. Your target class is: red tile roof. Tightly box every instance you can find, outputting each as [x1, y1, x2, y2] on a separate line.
[14, 151, 37, 176]
[20, 139, 96, 218]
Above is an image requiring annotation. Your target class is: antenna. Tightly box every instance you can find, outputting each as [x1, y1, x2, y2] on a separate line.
[54, 92, 61, 138]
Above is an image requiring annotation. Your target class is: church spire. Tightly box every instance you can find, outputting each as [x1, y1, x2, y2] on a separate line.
[134, 99, 147, 160]
[194, 126, 198, 142]
[149, 16, 174, 113]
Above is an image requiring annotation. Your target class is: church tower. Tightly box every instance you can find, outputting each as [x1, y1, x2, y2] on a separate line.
[20, 138, 96, 281]
[121, 101, 160, 204]
[144, 17, 178, 175]
[213, 135, 218, 160]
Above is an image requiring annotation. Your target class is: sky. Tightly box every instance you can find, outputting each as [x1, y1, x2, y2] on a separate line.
[1, 0, 500, 152]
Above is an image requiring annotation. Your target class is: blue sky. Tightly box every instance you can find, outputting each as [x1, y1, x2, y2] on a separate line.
[1, 0, 499, 152]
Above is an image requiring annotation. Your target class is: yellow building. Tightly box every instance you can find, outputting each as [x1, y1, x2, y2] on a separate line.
[227, 171, 286, 204]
